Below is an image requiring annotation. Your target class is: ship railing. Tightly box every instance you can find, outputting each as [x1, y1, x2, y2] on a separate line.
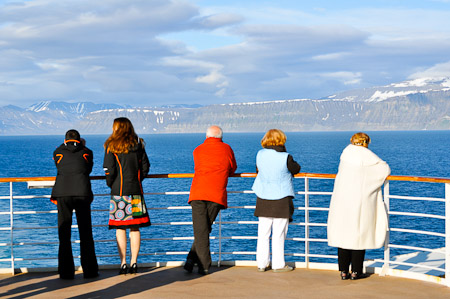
[0, 173, 449, 287]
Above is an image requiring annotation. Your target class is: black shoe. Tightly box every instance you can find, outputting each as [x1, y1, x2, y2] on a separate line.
[59, 274, 74, 280]
[350, 272, 367, 280]
[340, 271, 350, 280]
[198, 268, 209, 275]
[184, 259, 194, 273]
[119, 264, 128, 275]
[129, 263, 138, 274]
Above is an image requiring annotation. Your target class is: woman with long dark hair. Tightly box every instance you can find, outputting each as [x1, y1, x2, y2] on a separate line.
[103, 117, 150, 275]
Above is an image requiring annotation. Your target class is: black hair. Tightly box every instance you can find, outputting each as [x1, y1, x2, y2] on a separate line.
[65, 129, 81, 141]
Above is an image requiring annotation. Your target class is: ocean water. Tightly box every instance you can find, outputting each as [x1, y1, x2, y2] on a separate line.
[0, 131, 449, 268]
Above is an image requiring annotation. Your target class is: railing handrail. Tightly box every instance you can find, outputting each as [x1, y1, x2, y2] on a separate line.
[0, 172, 449, 287]
[1, 172, 450, 183]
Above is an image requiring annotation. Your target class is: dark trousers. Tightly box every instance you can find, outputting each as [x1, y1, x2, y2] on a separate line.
[338, 248, 366, 273]
[57, 196, 98, 278]
[186, 200, 222, 271]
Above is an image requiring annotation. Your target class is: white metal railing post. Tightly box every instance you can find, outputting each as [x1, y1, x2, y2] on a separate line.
[445, 183, 450, 287]
[9, 182, 14, 275]
[304, 177, 310, 268]
[380, 181, 390, 276]
[218, 210, 222, 267]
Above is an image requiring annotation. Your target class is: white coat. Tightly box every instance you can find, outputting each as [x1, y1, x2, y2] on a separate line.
[327, 144, 391, 250]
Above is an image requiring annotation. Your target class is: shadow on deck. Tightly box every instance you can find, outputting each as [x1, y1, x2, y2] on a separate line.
[1, 266, 449, 298]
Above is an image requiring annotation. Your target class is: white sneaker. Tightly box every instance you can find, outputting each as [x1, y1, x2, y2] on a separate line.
[272, 265, 294, 273]
[257, 265, 271, 272]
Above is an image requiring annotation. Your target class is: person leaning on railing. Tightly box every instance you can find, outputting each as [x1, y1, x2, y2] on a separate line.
[51, 129, 99, 280]
[327, 132, 391, 280]
[252, 129, 301, 273]
[184, 125, 237, 275]
[103, 117, 151, 275]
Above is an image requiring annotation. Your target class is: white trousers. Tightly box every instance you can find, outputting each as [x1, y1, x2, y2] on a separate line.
[256, 217, 289, 270]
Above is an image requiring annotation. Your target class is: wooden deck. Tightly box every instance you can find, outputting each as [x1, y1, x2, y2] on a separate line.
[1, 266, 449, 298]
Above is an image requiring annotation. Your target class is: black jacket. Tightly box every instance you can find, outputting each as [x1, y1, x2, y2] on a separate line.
[103, 142, 150, 196]
[51, 141, 93, 198]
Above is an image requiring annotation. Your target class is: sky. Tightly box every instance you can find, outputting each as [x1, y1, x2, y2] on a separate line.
[1, 0, 450, 108]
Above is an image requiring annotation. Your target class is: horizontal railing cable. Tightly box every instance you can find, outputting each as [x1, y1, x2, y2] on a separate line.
[388, 195, 445, 202]
[388, 211, 445, 220]
[389, 227, 445, 237]
[372, 258, 445, 273]
[388, 244, 445, 254]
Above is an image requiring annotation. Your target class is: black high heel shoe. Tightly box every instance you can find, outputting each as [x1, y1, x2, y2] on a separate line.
[119, 264, 128, 275]
[340, 271, 350, 280]
[350, 272, 368, 280]
[129, 263, 138, 274]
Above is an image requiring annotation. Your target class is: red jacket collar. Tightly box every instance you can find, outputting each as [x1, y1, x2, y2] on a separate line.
[204, 137, 222, 143]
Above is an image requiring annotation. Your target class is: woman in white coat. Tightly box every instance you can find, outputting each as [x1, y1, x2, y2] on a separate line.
[327, 132, 390, 280]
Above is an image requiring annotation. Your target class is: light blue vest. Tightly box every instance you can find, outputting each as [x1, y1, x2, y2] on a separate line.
[251, 148, 295, 200]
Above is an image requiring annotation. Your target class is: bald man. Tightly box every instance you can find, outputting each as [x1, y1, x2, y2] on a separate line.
[184, 126, 237, 275]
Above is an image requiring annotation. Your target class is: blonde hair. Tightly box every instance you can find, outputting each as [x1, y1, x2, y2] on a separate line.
[350, 132, 370, 147]
[261, 129, 287, 148]
[104, 117, 144, 154]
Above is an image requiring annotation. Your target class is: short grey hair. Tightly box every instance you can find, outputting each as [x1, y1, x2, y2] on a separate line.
[206, 125, 223, 139]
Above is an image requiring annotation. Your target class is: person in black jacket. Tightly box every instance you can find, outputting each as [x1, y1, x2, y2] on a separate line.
[51, 129, 98, 279]
[103, 117, 150, 275]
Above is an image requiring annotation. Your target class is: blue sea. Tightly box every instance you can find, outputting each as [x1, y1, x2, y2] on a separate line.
[0, 131, 449, 269]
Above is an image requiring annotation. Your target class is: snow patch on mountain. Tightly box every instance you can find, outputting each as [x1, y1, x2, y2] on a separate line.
[326, 76, 450, 102]
[391, 77, 450, 88]
[222, 98, 315, 106]
[28, 101, 51, 112]
[367, 90, 426, 102]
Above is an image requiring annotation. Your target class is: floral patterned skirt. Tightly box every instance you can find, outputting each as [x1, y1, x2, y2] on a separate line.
[109, 195, 151, 229]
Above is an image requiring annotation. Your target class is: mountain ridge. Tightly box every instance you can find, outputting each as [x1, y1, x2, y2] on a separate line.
[1, 77, 449, 135]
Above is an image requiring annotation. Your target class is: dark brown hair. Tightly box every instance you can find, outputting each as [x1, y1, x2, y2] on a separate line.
[104, 117, 143, 154]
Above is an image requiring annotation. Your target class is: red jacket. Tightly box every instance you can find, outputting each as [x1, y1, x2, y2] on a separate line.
[188, 137, 237, 208]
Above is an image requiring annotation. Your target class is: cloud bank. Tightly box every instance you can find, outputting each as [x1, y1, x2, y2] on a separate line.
[1, 0, 450, 107]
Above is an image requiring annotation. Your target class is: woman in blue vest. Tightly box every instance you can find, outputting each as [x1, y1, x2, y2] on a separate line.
[252, 129, 301, 272]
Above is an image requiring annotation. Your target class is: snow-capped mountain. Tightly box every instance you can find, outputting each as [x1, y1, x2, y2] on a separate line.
[1, 77, 449, 135]
[77, 108, 183, 134]
[324, 77, 450, 102]
[0, 101, 127, 135]
[27, 101, 125, 117]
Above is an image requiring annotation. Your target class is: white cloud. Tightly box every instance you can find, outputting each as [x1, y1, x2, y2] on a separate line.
[35, 61, 69, 71]
[193, 13, 244, 29]
[311, 52, 350, 61]
[321, 72, 362, 85]
[409, 61, 450, 79]
[196, 69, 226, 85]
[195, 69, 229, 96]
[215, 88, 226, 97]
[1, 0, 450, 106]
[160, 57, 221, 69]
